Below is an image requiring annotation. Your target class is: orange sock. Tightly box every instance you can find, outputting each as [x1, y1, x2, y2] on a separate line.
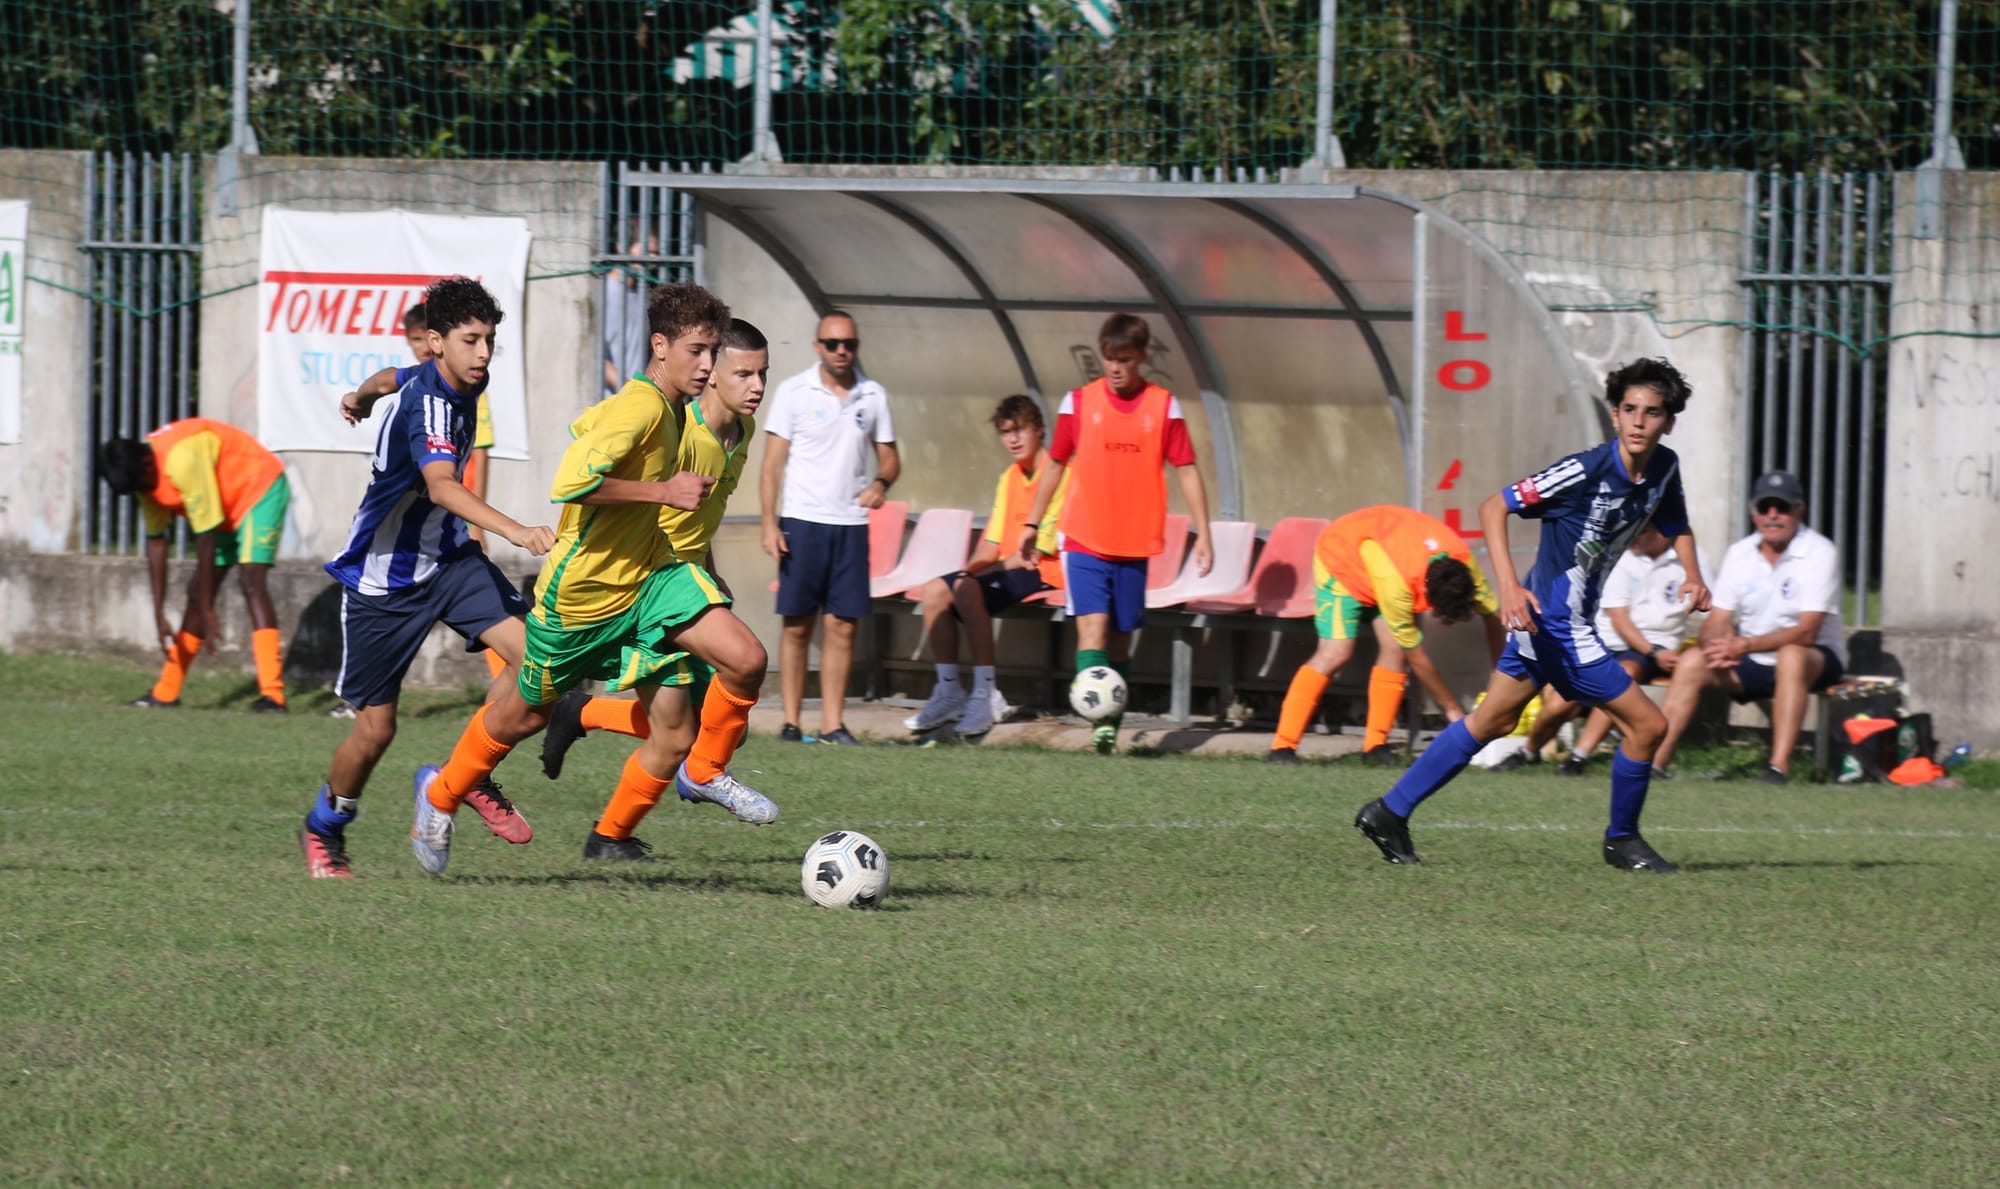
[430, 705, 514, 812]
[482, 648, 506, 678]
[1364, 667, 1409, 749]
[684, 680, 756, 784]
[251, 627, 286, 704]
[151, 632, 204, 702]
[581, 696, 649, 738]
[1273, 666, 1330, 751]
[595, 750, 673, 840]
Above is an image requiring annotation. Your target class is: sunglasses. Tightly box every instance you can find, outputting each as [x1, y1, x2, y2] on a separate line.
[1754, 498, 1798, 516]
[818, 337, 859, 352]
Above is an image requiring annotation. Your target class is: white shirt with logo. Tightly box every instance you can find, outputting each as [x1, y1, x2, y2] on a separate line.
[1711, 524, 1846, 667]
[1594, 544, 1711, 651]
[764, 364, 896, 526]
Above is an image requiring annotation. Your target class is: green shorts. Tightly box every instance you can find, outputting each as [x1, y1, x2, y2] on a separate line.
[208, 474, 290, 568]
[1313, 574, 1378, 641]
[518, 562, 729, 705]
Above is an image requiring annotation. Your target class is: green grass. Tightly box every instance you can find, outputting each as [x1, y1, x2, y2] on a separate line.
[4, 655, 1999, 1185]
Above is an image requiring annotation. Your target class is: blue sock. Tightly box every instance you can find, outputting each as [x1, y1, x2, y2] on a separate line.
[1382, 719, 1482, 818]
[1607, 749, 1652, 839]
[306, 783, 357, 835]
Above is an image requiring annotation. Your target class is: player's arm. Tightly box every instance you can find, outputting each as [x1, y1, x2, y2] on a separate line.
[1668, 531, 1710, 614]
[1403, 644, 1463, 722]
[1174, 462, 1213, 578]
[1479, 491, 1539, 632]
[570, 473, 712, 510]
[419, 461, 555, 555]
[339, 367, 406, 426]
[552, 396, 711, 512]
[1017, 458, 1068, 565]
[759, 432, 791, 558]
[857, 441, 900, 510]
[1718, 612, 1825, 663]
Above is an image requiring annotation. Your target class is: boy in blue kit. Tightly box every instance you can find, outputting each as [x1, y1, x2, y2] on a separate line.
[1354, 358, 1711, 873]
[297, 277, 557, 878]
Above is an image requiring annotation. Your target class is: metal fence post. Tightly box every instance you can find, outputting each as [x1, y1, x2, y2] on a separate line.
[1915, 0, 1963, 238]
[1307, 0, 1346, 173]
[749, 0, 783, 164]
[216, 0, 260, 215]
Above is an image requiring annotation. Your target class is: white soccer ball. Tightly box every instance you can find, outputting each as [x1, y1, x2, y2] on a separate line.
[1068, 665, 1128, 722]
[801, 830, 889, 909]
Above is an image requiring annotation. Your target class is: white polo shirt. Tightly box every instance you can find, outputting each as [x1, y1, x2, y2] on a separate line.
[1711, 524, 1846, 667]
[765, 364, 896, 527]
[1595, 544, 1711, 651]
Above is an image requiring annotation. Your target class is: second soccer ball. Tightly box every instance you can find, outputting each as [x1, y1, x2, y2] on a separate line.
[1068, 666, 1128, 722]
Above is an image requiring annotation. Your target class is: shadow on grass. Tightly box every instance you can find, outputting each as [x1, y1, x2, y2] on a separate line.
[451, 869, 996, 900]
[1678, 859, 1927, 873]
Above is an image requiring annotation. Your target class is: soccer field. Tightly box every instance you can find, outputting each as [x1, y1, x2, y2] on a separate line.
[4, 655, 1997, 1184]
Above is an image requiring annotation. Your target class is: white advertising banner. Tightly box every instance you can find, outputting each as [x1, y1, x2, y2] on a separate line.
[256, 208, 531, 457]
[0, 200, 25, 444]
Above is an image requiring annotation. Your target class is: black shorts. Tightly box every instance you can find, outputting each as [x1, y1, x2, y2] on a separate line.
[775, 517, 871, 620]
[334, 555, 528, 709]
[1609, 649, 1668, 684]
[1731, 646, 1845, 703]
[944, 567, 1055, 618]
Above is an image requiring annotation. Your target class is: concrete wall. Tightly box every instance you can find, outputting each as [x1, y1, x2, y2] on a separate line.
[1880, 171, 2000, 748]
[0, 151, 92, 552]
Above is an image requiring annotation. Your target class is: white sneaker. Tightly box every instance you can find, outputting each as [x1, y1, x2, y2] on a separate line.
[410, 764, 454, 874]
[903, 683, 968, 732]
[675, 763, 780, 824]
[957, 690, 996, 737]
[988, 686, 1012, 723]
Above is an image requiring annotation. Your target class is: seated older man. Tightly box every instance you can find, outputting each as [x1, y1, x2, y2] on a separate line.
[1651, 470, 1846, 783]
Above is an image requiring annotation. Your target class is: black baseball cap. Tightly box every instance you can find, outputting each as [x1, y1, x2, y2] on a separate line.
[1750, 470, 1805, 509]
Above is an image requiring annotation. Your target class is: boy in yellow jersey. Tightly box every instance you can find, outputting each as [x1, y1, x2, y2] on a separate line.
[409, 285, 777, 875]
[536, 320, 769, 858]
[98, 418, 293, 712]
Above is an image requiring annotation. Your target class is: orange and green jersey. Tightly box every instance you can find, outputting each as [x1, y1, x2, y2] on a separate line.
[986, 454, 1070, 587]
[659, 400, 754, 563]
[1314, 505, 1497, 648]
[535, 375, 685, 628]
[139, 418, 285, 538]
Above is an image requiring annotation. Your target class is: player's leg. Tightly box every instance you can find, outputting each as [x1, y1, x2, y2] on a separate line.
[1650, 645, 1734, 775]
[238, 474, 290, 710]
[1271, 573, 1362, 761]
[585, 680, 695, 860]
[779, 615, 815, 737]
[774, 516, 825, 739]
[539, 686, 649, 779]
[955, 570, 1035, 737]
[136, 560, 219, 708]
[1565, 655, 1649, 771]
[1765, 642, 1829, 778]
[906, 574, 971, 732]
[1354, 666, 1539, 865]
[667, 609, 779, 823]
[812, 521, 871, 743]
[1361, 614, 1411, 757]
[1592, 679, 1678, 873]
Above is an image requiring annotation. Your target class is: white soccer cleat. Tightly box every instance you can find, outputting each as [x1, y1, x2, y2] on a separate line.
[410, 764, 455, 875]
[675, 763, 780, 825]
[902, 683, 968, 732]
[957, 690, 997, 737]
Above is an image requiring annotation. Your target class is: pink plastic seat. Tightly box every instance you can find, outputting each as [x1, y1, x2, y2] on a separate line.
[1186, 517, 1329, 617]
[1144, 521, 1258, 609]
[869, 507, 975, 598]
[868, 500, 910, 578]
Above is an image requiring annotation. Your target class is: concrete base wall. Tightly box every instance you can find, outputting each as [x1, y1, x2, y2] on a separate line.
[1871, 630, 2000, 751]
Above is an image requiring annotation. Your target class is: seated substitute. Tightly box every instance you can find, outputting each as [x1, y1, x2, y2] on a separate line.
[904, 395, 1072, 739]
[1500, 523, 1710, 775]
[1650, 470, 1845, 784]
[1267, 505, 1504, 765]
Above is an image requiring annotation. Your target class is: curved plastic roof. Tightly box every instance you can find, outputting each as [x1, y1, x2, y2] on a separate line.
[650, 173, 1599, 531]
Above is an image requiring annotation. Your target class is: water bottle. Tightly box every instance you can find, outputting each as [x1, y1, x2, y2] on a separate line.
[1942, 743, 1973, 770]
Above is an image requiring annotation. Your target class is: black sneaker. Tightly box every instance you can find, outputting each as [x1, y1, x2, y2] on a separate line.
[1360, 745, 1402, 767]
[1265, 747, 1301, 766]
[1354, 798, 1421, 865]
[249, 695, 288, 713]
[1758, 765, 1789, 786]
[819, 727, 861, 746]
[1557, 754, 1590, 777]
[1603, 833, 1678, 874]
[1492, 749, 1538, 772]
[1649, 766, 1674, 781]
[128, 693, 179, 709]
[540, 688, 591, 780]
[779, 723, 807, 743]
[583, 831, 654, 862]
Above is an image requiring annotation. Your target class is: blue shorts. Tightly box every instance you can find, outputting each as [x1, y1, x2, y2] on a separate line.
[1610, 649, 1667, 684]
[776, 517, 871, 620]
[1062, 551, 1147, 634]
[943, 567, 1055, 617]
[1732, 647, 1845, 703]
[1496, 627, 1634, 706]
[334, 554, 528, 709]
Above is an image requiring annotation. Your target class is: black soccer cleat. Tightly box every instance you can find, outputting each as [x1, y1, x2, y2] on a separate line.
[583, 831, 655, 862]
[1758, 764, 1789, 786]
[540, 688, 591, 780]
[128, 693, 179, 709]
[1603, 833, 1678, 874]
[1556, 753, 1590, 777]
[1354, 797, 1421, 865]
[779, 723, 807, 743]
[249, 695, 288, 713]
[1265, 747, 1301, 766]
[1360, 745, 1403, 768]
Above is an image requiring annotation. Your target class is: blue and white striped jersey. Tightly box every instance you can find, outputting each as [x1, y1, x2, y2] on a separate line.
[325, 360, 488, 596]
[1500, 441, 1690, 659]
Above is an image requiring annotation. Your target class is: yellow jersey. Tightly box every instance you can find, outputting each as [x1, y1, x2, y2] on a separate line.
[659, 400, 753, 563]
[535, 375, 685, 628]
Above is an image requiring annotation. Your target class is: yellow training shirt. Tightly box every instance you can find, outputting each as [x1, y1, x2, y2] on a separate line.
[659, 401, 753, 564]
[534, 375, 684, 628]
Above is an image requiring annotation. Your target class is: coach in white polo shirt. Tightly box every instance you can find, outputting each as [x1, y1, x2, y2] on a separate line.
[759, 311, 900, 746]
[1653, 470, 1846, 784]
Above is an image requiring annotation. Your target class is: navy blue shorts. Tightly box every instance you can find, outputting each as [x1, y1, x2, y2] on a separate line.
[1496, 627, 1634, 706]
[334, 555, 527, 709]
[944, 567, 1055, 617]
[1731, 646, 1845, 703]
[776, 517, 871, 620]
[1609, 649, 1668, 684]
[1063, 551, 1148, 634]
